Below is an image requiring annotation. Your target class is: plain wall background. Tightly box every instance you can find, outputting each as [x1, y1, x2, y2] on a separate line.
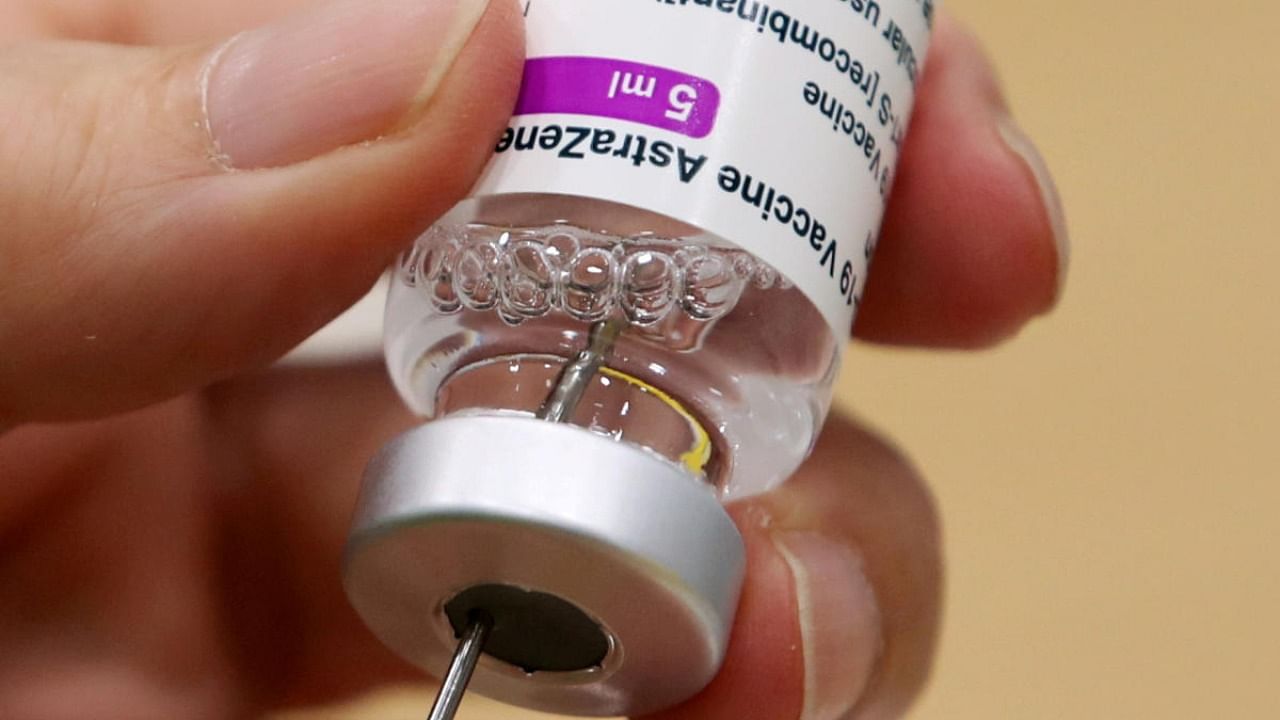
[285, 0, 1280, 716]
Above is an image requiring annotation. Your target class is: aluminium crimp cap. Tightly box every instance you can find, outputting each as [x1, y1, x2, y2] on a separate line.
[342, 415, 746, 717]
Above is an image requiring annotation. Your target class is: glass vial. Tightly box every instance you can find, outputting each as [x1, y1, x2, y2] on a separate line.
[345, 1, 935, 716]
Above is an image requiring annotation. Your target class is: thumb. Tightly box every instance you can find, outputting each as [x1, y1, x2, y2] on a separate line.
[0, 0, 522, 425]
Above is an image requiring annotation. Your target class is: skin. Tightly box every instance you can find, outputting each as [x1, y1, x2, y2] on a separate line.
[0, 1, 1064, 718]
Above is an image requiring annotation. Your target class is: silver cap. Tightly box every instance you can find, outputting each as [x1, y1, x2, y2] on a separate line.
[343, 415, 746, 717]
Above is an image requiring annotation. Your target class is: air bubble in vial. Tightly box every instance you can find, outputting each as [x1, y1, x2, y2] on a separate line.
[407, 226, 453, 286]
[753, 264, 778, 290]
[544, 231, 580, 268]
[673, 245, 707, 268]
[563, 248, 617, 322]
[400, 246, 422, 286]
[621, 251, 678, 326]
[497, 304, 526, 327]
[455, 241, 499, 310]
[731, 252, 756, 280]
[501, 240, 556, 318]
[681, 253, 745, 320]
[417, 241, 461, 313]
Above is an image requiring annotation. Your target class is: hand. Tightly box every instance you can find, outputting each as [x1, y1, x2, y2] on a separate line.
[0, 2, 1065, 719]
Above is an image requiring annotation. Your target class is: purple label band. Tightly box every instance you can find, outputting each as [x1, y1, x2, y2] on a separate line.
[513, 56, 721, 139]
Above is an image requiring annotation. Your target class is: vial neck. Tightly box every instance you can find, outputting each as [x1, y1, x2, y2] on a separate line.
[435, 352, 720, 486]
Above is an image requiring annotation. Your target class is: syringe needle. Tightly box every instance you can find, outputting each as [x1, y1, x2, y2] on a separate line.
[426, 612, 494, 720]
[537, 319, 622, 423]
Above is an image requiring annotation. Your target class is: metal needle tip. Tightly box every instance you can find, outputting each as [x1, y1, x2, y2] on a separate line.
[427, 612, 493, 720]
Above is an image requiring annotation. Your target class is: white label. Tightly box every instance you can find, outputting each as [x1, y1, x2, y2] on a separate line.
[473, 0, 935, 337]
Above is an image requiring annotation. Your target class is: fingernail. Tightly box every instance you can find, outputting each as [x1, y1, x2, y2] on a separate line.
[997, 116, 1070, 293]
[772, 531, 882, 720]
[202, 0, 491, 169]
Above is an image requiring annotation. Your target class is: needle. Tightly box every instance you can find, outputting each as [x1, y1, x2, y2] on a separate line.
[427, 319, 620, 720]
[538, 319, 622, 422]
[426, 612, 494, 720]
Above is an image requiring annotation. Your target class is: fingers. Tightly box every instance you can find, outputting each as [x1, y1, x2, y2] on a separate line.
[0, 364, 420, 714]
[0, 0, 524, 425]
[17, 0, 316, 44]
[855, 14, 1068, 348]
[202, 364, 422, 708]
[645, 415, 943, 720]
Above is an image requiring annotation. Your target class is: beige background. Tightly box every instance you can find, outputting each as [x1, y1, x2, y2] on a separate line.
[289, 0, 1280, 717]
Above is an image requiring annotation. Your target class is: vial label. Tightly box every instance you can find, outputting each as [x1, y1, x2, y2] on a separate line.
[473, 0, 935, 338]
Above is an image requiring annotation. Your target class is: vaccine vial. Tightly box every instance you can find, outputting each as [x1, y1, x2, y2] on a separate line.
[343, 1, 933, 716]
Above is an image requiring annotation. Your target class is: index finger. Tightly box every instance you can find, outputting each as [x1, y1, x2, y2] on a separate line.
[855, 14, 1069, 348]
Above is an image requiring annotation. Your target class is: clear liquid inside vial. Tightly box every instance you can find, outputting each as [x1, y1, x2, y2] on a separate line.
[384, 194, 840, 498]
